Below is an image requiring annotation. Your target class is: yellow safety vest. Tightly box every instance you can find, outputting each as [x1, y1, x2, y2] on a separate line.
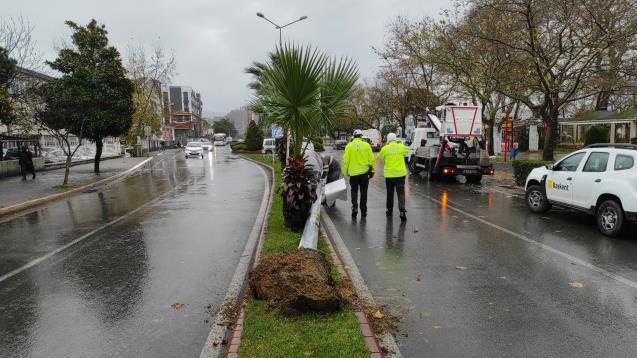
[342, 138, 375, 176]
[378, 141, 408, 178]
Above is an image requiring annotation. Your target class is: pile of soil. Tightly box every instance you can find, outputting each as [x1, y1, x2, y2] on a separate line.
[249, 248, 344, 314]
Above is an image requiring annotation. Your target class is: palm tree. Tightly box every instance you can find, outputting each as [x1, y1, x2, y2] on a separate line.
[247, 44, 358, 230]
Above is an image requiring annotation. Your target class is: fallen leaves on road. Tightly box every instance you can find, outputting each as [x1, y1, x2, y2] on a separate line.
[499, 276, 507, 279]
[171, 303, 185, 309]
[455, 266, 467, 271]
[416, 274, 422, 282]
[433, 325, 442, 329]
[569, 282, 584, 288]
[413, 227, 419, 233]
[372, 310, 385, 319]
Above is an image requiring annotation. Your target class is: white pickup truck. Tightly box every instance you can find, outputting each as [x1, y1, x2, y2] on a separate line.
[407, 104, 493, 184]
[524, 144, 637, 236]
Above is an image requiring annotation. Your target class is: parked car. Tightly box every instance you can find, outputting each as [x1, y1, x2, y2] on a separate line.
[185, 142, 204, 158]
[524, 144, 637, 237]
[334, 135, 350, 150]
[200, 139, 212, 151]
[226, 136, 233, 143]
[262, 138, 275, 154]
[3, 148, 21, 160]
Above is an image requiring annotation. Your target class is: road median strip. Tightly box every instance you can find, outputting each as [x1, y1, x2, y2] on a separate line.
[225, 154, 369, 358]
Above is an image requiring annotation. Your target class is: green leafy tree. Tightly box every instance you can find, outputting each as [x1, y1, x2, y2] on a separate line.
[212, 118, 237, 138]
[244, 120, 263, 150]
[381, 124, 398, 140]
[0, 46, 17, 125]
[46, 20, 134, 173]
[248, 44, 358, 231]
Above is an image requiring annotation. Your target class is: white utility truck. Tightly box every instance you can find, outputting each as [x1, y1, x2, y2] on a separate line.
[406, 103, 493, 184]
[362, 129, 382, 152]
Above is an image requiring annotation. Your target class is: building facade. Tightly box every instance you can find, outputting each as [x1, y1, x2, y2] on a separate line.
[559, 110, 637, 146]
[161, 85, 203, 143]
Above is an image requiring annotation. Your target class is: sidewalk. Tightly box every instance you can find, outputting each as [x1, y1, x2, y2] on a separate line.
[0, 156, 149, 208]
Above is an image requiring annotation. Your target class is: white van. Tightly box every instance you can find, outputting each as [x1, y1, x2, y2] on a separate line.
[262, 138, 275, 154]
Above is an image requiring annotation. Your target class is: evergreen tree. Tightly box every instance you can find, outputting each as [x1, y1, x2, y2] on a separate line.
[244, 120, 263, 150]
[46, 20, 134, 173]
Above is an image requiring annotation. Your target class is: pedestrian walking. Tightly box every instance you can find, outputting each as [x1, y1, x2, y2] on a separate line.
[378, 133, 408, 221]
[510, 142, 519, 160]
[18, 145, 36, 181]
[342, 129, 375, 218]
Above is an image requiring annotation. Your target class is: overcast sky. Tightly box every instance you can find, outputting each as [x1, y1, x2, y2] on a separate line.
[5, 0, 452, 115]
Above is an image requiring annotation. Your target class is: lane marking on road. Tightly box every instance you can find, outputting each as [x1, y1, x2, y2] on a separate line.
[0, 154, 196, 284]
[417, 192, 637, 291]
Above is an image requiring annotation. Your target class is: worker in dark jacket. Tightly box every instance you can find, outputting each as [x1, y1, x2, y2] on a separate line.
[18, 146, 36, 181]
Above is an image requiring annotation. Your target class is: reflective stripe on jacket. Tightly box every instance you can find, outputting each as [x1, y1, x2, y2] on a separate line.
[378, 141, 408, 178]
[342, 137, 375, 176]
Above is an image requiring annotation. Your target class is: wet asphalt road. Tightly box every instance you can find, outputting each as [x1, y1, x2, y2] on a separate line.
[0, 148, 264, 358]
[326, 149, 637, 358]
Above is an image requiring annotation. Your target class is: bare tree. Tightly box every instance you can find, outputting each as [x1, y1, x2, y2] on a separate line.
[0, 15, 44, 71]
[472, 0, 637, 160]
[124, 42, 176, 142]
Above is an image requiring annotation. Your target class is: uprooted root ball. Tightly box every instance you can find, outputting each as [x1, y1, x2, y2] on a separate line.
[249, 248, 344, 314]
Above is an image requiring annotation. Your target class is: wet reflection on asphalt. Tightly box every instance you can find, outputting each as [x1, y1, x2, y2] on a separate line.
[0, 149, 264, 358]
[328, 150, 637, 358]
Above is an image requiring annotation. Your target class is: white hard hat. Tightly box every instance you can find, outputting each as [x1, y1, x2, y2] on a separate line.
[353, 129, 363, 137]
[387, 133, 397, 142]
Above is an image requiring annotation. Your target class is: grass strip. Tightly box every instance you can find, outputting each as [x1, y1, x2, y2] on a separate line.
[239, 154, 368, 358]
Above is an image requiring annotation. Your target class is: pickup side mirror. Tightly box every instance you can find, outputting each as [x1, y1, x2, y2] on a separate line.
[545, 164, 554, 170]
[420, 139, 427, 147]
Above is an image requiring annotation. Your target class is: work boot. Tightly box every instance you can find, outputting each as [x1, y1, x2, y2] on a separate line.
[352, 209, 358, 218]
[400, 211, 407, 222]
[361, 211, 367, 218]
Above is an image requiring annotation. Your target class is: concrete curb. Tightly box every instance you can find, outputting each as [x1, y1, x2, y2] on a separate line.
[321, 209, 403, 358]
[320, 226, 384, 357]
[0, 155, 157, 219]
[199, 156, 273, 358]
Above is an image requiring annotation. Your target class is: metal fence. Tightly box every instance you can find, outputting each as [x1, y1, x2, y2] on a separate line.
[0, 135, 41, 161]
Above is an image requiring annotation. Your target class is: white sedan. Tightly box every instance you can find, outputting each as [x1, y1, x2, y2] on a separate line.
[185, 142, 204, 158]
[201, 140, 213, 150]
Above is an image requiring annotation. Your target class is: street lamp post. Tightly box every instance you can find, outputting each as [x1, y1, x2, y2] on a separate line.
[256, 12, 308, 45]
[256, 12, 308, 163]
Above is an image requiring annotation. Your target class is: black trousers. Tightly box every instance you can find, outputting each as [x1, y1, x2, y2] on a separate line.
[350, 173, 369, 213]
[20, 163, 35, 179]
[385, 176, 406, 213]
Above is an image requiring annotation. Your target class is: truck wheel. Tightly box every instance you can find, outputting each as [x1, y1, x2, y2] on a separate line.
[597, 200, 625, 237]
[525, 185, 551, 213]
[466, 174, 483, 184]
[408, 159, 422, 174]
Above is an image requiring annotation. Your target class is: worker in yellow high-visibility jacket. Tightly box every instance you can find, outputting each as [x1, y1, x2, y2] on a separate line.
[342, 129, 375, 218]
[378, 133, 409, 221]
